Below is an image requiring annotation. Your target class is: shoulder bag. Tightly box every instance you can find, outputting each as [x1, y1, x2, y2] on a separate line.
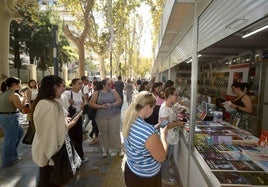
[22, 122, 35, 145]
[84, 91, 99, 120]
[50, 135, 82, 185]
[68, 91, 77, 117]
[166, 104, 181, 145]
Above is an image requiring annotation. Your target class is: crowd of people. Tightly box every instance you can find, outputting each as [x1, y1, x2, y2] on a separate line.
[0, 75, 254, 187]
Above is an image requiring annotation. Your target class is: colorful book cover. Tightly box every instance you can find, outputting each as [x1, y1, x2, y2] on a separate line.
[194, 134, 207, 146]
[230, 160, 264, 171]
[212, 135, 232, 145]
[200, 151, 225, 160]
[213, 111, 223, 123]
[205, 159, 236, 170]
[235, 145, 258, 152]
[195, 145, 218, 153]
[240, 172, 268, 185]
[212, 171, 250, 185]
[242, 147, 268, 160]
[214, 144, 239, 152]
[221, 151, 251, 161]
[257, 160, 268, 171]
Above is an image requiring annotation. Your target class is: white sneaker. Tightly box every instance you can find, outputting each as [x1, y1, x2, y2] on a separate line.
[118, 151, 124, 157]
[110, 151, 117, 157]
[162, 177, 178, 185]
[82, 157, 88, 164]
[102, 152, 108, 157]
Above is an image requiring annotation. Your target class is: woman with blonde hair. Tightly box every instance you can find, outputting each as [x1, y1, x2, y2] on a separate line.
[122, 91, 169, 187]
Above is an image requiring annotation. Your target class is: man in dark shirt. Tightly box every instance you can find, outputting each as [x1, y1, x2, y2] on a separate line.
[114, 76, 124, 109]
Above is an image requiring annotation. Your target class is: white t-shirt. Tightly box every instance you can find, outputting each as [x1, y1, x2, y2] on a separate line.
[82, 85, 89, 94]
[63, 90, 83, 111]
[159, 101, 177, 123]
[30, 88, 38, 101]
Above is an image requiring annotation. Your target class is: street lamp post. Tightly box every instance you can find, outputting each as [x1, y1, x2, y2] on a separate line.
[110, 50, 112, 78]
[52, 24, 58, 76]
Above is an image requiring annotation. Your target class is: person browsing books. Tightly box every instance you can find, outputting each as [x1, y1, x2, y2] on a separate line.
[122, 91, 169, 187]
[158, 86, 185, 185]
[229, 82, 253, 131]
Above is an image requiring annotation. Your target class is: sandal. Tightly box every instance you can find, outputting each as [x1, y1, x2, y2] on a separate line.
[89, 138, 99, 145]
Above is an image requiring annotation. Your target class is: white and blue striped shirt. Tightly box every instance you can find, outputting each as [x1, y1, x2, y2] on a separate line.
[124, 117, 161, 177]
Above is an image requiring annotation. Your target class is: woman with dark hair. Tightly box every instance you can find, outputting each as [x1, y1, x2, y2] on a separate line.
[229, 82, 253, 131]
[25, 79, 38, 103]
[63, 78, 88, 163]
[145, 82, 164, 125]
[138, 81, 149, 92]
[88, 81, 102, 145]
[158, 87, 185, 185]
[0, 77, 26, 167]
[89, 78, 122, 157]
[25, 79, 39, 128]
[163, 80, 174, 91]
[125, 78, 134, 105]
[31, 75, 82, 187]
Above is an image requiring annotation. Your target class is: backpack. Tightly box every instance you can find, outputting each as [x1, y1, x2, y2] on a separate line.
[83, 91, 99, 120]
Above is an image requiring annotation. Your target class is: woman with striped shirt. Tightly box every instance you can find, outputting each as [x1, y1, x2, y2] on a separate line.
[122, 91, 169, 187]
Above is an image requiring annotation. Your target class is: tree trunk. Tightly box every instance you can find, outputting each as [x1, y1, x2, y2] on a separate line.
[98, 54, 106, 80]
[0, 0, 12, 82]
[14, 22, 21, 69]
[78, 43, 85, 76]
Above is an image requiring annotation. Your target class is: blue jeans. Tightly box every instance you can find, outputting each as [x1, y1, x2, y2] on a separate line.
[0, 113, 24, 167]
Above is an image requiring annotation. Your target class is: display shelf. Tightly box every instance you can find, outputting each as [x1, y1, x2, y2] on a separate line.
[175, 121, 267, 187]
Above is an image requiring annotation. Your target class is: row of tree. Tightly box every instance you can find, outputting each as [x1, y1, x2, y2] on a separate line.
[8, 0, 165, 79]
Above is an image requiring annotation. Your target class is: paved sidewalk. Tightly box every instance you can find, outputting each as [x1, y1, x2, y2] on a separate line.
[0, 92, 180, 187]
[0, 135, 121, 187]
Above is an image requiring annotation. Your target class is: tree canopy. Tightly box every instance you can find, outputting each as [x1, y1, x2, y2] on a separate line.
[4, 0, 165, 80]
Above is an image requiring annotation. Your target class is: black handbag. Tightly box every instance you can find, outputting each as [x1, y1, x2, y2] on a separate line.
[50, 136, 81, 185]
[22, 124, 35, 145]
[84, 104, 97, 120]
[68, 91, 76, 117]
[84, 91, 99, 120]
[68, 105, 77, 117]
[50, 143, 74, 185]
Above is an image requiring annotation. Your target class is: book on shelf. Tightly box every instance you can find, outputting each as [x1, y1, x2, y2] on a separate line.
[229, 160, 264, 171]
[198, 110, 207, 120]
[194, 134, 207, 146]
[234, 145, 259, 152]
[195, 145, 218, 153]
[214, 171, 268, 186]
[212, 135, 232, 145]
[212, 171, 250, 185]
[214, 144, 240, 152]
[256, 160, 268, 171]
[240, 172, 268, 185]
[231, 116, 240, 127]
[200, 151, 225, 160]
[205, 159, 236, 170]
[221, 151, 251, 161]
[222, 101, 236, 113]
[184, 124, 202, 132]
[242, 147, 268, 171]
[242, 147, 268, 159]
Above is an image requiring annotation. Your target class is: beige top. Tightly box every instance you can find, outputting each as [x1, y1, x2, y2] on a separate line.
[32, 99, 67, 167]
[0, 90, 17, 112]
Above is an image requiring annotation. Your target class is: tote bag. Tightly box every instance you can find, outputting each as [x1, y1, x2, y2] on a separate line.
[50, 135, 82, 185]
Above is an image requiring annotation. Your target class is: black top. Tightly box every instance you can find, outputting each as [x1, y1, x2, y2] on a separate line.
[232, 95, 246, 107]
